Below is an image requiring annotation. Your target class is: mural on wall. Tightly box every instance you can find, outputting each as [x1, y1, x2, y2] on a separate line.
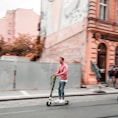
[40, 0, 88, 37]
[60, 0, 88, 29]
[40, 0, 88, 66]
[40, 0, 88, 38]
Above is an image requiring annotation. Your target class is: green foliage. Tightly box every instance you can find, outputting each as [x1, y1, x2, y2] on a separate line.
[0, 38, 6, 56]
[12, 34, 33, 56]
[0, 34, 46, 61]
[29, 36, 46, 61]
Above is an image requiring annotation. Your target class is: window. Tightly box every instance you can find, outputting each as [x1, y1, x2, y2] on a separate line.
[8, 30, 11, 35]
[99, 0, 108, 20]
[116, 0, 118, 22]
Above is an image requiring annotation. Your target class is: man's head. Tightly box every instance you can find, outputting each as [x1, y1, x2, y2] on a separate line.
[59, 57, 64, 64]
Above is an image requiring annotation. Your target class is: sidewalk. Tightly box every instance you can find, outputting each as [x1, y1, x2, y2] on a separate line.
[0, 85, 118, 101]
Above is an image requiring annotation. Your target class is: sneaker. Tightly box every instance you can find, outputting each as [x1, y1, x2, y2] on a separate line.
[54, 99, 60, 103]
[59, 99, 65, 103]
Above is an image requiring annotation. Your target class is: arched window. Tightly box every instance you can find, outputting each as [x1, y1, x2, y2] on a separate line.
[115, 46, 118, 65]
[98, 43, 107, 69]
[97, 43, 107, 81]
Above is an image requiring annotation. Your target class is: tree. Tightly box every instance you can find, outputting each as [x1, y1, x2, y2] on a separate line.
[28, 36, 46, 61]
[0, 34, 46, 60]
[12, 34, 33, 56]
[0, 37, 6, 56]
[0, 34, 33, 56]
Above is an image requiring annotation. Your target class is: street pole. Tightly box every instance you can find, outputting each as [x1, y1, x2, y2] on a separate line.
[13, 61, 17, 90]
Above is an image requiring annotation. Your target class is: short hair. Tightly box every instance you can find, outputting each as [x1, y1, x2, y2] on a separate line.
[60, 57, 64, 61]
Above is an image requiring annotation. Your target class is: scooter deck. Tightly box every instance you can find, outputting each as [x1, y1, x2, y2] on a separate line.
[46, 100, 69, 106]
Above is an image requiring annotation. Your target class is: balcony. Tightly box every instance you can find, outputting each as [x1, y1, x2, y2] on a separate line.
[88, 17, 118, 34]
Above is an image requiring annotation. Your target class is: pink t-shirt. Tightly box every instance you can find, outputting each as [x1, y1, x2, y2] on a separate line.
[57, 63, 68, 82]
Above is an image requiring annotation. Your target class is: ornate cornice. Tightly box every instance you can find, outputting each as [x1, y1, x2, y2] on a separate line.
[88, 17, 118, 26]
[92, 32, 118, 42]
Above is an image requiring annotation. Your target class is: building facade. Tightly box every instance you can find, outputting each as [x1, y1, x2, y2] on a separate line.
[85, 0, 118, 84]
[0, 9, 39, 43]
[40, 0, 118, 85]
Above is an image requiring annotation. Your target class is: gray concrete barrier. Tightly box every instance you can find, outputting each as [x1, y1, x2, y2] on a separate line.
[0, 60, 82, 90]
[0, 61, 14, 90]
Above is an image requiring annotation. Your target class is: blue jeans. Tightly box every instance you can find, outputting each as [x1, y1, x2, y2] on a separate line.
[58, 81, 66, 99]
[106, 76, 115, 87]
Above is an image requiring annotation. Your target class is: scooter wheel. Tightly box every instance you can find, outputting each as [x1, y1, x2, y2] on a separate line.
[46, 101, 51, 106]
[65, 100, 69, 105]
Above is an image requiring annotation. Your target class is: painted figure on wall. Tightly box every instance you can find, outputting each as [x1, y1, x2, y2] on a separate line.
[60, 0, 88, 29]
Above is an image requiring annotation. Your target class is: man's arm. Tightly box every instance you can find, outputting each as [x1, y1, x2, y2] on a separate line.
[53, 66, 60, 76]
[56, 65, 68, 76]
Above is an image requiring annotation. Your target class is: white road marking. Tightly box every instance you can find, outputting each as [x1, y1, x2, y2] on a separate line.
[20, 91, 30, 96]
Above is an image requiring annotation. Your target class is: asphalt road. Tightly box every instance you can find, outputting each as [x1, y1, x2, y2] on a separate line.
[0, 94, 118, 118]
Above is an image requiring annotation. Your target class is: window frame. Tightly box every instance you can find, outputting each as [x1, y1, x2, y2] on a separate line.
[8, 30, 11, 35]
[99, 0, 109, 20]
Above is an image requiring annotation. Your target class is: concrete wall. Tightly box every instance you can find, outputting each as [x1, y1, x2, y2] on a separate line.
[42, 29, 87, 66]
[0, 61, 81, 90]
[40, 0, 88, 38]
[0, 61, 14, 90]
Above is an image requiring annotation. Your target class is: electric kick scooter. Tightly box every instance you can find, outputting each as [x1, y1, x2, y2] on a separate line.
[46, 76, 69, 106]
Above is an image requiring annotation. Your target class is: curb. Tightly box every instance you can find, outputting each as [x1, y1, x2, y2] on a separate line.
[0, 92, 118, 102]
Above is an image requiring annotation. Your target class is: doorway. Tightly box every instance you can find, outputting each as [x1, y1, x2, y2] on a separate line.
[97, 43, 107, 82]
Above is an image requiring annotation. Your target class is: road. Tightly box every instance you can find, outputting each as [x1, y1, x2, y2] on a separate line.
[0, 94, 118, 118]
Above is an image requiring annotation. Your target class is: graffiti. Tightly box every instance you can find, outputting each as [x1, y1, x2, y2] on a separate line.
[60, 0, 88, 29]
